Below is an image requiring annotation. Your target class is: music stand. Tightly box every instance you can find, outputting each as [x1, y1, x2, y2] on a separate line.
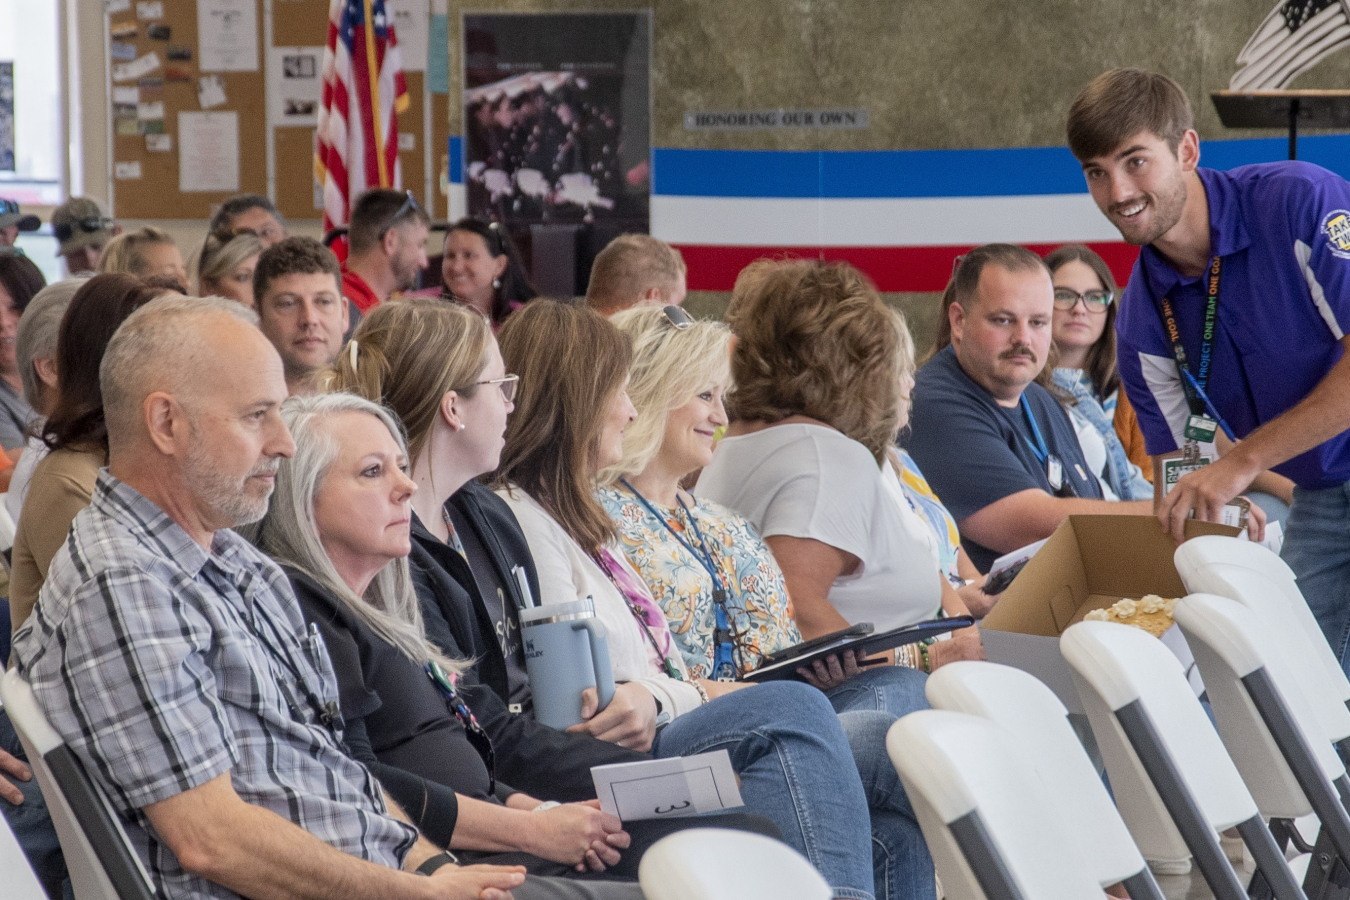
[1211, 90, 1350, 160]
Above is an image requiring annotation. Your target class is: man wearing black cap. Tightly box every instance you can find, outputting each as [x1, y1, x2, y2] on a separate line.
[0, 198, 40, 248]
[50, 196, 118, 274]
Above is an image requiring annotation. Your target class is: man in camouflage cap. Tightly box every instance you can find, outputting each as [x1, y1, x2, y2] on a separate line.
[0, 198, 40, 249]
[50, 196, 118, 274]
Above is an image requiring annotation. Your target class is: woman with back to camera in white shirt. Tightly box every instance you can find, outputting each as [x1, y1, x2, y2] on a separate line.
[697, 259, 983, 671]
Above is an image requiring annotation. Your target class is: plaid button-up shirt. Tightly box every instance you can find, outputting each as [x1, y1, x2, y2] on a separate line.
[12, 472, 417, 900]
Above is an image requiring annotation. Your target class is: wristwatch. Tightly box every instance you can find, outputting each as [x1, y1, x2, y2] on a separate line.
[416, 851, 458, 876]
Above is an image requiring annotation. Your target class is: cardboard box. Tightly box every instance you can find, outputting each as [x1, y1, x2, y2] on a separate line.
[980, 515, 1239, 713]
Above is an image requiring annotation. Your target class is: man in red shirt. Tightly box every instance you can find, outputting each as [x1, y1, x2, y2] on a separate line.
[341, 189, 430, 313]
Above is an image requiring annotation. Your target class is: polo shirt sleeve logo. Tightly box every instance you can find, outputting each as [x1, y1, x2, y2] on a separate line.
[1320, 209, 1350, 258]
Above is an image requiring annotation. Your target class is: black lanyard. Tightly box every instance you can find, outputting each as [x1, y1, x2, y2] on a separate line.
[1155, 255, 1222, 418]
[620, 480, 741, 679]
[425, 660, 496, 795]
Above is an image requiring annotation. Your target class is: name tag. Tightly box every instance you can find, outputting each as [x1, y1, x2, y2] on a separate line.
[1184, 415, 1219, 443]
[1046, 455, 1064, 491]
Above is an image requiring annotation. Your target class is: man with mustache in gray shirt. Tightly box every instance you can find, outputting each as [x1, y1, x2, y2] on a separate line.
[906, 243, 1139, 573]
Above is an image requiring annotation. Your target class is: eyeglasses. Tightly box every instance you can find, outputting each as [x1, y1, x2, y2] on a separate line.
[380, 190, 422, 237]
[475, 373, 519, 402]
[1053, 287, 1113, 312]
[53, 216, 115, 242]
[662, 304, 692, 329]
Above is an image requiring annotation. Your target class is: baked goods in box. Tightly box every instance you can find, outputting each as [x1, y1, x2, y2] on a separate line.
[1083, 595, 1178, 638]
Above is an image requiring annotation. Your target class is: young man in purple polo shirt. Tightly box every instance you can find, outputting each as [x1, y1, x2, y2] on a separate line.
[1068, 67, 1350, 669]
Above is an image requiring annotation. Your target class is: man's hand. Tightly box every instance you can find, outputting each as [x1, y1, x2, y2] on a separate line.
[927, 627, 985, 670]
[525, 800, 628, 871]
[0, 746, 32, 805]
[1157, 451, 1266, 542]
[426, 863, 525, 900]
[566, 683, 658, 751]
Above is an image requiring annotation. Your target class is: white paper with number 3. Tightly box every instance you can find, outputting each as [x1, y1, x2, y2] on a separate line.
[590, 750, 743, 822]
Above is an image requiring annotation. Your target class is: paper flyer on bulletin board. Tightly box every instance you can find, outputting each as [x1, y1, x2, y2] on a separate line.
[197, 0, 259, 72]
[388, 0, 430, 72]
[268, 47, 323, 127]
[179, 111, 240, 192]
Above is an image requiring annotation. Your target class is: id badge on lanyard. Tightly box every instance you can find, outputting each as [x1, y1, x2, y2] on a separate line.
[1156, 256, 1234, 450]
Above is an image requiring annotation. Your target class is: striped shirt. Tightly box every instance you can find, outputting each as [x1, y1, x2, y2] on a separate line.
[11, 472, 417, 900]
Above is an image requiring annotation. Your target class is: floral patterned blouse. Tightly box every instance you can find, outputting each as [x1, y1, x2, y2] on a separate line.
[894, 449, 963, 586]
[598, 484, 802, 680]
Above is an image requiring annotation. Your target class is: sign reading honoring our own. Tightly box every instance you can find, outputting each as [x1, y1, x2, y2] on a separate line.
[683, 107, 869, 130]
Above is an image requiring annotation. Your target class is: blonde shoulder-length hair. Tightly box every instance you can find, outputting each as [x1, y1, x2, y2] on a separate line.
[243, 391, 465, 676]
[600, 306, 731, 486]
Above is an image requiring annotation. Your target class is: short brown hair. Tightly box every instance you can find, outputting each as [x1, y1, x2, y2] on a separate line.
[348, 188, 431, 256]
[493, 300, 633, 553]
[585, 234, 686, 314]
[728, 260, 907, 463]
[326, 298, 490, 465]
[932, 244, 1049, 354]
[253, 236, 341, 305]
[1067, 68, 1193, 162]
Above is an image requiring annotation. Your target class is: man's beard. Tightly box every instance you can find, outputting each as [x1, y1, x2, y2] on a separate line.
[182, 444, 279, 528]
[393, 254, 420, 292]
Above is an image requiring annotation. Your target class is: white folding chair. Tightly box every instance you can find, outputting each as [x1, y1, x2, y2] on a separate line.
[924, 660, 1164, 900]
[636, 828, 831, 900]
[887, 709, 1105, 900]
[1061, 620, 1307, 900]
[1175, 536, 1350, 753]
[1175, 593, 1350, 898]
[0, 806, 49, 900]
[0, 669, 155, 900]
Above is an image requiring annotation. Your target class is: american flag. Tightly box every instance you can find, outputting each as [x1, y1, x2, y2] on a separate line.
[1230, 0, 1350, 90]
[315, 0, 409, 232]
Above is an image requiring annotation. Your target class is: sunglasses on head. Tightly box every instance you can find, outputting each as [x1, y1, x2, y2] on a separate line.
[54, 217, 115, 242]
[0, 199, 20, 217]
[662, 305, 692, 329]
[380, 190, 422, 237]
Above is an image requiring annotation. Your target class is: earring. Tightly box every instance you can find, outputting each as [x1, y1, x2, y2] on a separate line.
[457, 423, 467, 432]
[492, 277, 501, 289]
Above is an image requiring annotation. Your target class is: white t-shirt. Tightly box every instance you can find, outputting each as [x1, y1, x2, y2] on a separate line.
[6, 434, 48, 526]
[497, 485, 705, 718]
[697, 423, 943, 631]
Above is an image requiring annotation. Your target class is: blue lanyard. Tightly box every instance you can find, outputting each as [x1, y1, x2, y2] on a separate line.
[1018, 394, 1050, 464]
[620, 479, 738, 679]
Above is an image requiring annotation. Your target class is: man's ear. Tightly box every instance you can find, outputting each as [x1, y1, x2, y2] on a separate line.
[641, 286, 663, 303]
[1177, 129, 1201, 172]
[949, 300, 968, 346]
[381, 227, 401, 259]
[144, 391, 185, 456]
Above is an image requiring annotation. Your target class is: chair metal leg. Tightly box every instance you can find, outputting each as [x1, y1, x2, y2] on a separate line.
[1121, 866, 1167, 900]
[1237, 814, 1311, 900]
[1243, 670, 1350, 869]
[1114, 700, 1249, 900]
[1301, 826, 1350, 900]
[946, 809, 1026, 900]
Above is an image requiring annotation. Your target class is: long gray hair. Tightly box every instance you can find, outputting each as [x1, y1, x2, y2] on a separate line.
[245, 391, 465, 675]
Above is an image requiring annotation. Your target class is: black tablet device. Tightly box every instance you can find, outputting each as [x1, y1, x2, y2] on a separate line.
[742, 616, 976, 683]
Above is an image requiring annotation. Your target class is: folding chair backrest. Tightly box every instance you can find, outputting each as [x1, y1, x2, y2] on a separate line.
[888, 709, 1104, 900]
[636, 828, 831, 900]
[0, 669, 154, 900]
[925, 660, 1147, 888]
[1174, 592, 1344, 818]
[1175, 536, 1350, 742]
[1060, 621, 1260, 829]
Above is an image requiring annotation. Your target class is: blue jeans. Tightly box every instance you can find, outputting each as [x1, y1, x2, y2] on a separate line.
[826, 666, 936, 900]
[651, 680, 877, 900]
[1, 708, 69, 900]
[1281, 483, 1350, 674]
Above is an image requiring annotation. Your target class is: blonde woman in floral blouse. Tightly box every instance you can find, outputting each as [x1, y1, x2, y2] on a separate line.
[598, 304, 944, 690]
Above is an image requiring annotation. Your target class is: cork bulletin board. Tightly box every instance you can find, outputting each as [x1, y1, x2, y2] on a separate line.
[106, 0, 267, 219]
[108, 0, 447, 222]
